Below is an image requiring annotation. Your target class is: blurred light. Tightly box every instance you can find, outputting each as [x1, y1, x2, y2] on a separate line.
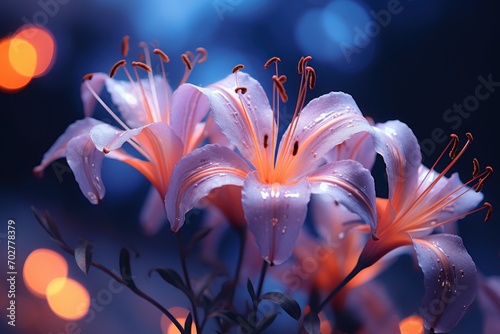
[8, 37, 37, 77]
[46, 277, 90, 320]
[161, 307, 197, 334]
[294, 0, 375, 72]
[14, 25, 56, 77]
[399, 315, 424, 334]
[0, 38, 32, 91]
[23, 248, 68, 298]
[0, 25, 56, 93]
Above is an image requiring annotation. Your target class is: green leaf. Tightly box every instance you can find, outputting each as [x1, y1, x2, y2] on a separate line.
[119, 248, 137, 289]
[31, 206, 63, 242]
[247, 278, 257, 304]
[303, 312, 320, 334]
[149, 268, 189, 296]
[259, 292, 301, 320]
[75, 238, 93, 275]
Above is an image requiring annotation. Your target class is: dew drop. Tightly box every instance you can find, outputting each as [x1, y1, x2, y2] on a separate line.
[272, 217, 278, 226]
[281, 226, 287, 234]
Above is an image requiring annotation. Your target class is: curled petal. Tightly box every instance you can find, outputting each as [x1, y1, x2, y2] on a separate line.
[277, 92, 372, 178]
[33, 117, 104, 177]
[307, 160, 377, 235]
[66, 134, 105, 204]
[200, 72, 276, 171]
[165, 144, 251, 232]
[413, 234, 477, 333]
[373, 120, 422, 213]
[90, 122, 183, 196]
[415, 166, 484, 230]
[81, 73, 107, 117]
[242, 172, 312, 266]
[323, 130, 376, 170]
[170, 84, 210, 150]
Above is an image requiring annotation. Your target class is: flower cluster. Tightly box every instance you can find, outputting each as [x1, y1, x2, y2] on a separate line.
[34, 39, 494, 334]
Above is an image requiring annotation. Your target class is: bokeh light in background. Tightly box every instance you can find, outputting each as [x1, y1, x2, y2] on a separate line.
[0, 25, 55, 92]
[161, 307, 197, 334]
[46, 277, 90, 320]
[399, 315, 424, 334]
[23, 248, 68, 297]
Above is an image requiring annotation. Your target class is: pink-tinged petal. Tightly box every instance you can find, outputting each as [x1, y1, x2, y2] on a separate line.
[90, 122, 183, 196]
[66, 134, 105, 204]
[139, 186, 167, 235]
[373, 120, 421, 213]
[415, 166, 484, 226]
[33, 117, 104, 177]
[81, 73, 108, 117]
[412, 234, 477, 333]
[165, 144, 252, 232]
[242, 171, 312, 266]
[323, 131, 376, 170]
[170, 83, 210, 150]
[310, 194, 363, 246]
[205, 113, 234, 149]
[276, 92, 372, 178]
[307, 160, 377, 235]
[105, 75, 170, 128]
[477, 274, 500, 334]
[200, 72, 276, 171]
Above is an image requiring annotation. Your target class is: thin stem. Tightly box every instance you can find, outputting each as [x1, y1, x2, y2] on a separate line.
[256, 260, 269, 299]
[177, 232, 200, 331]
[230, 227, 247, 304]
[57, 239, 184, 332]
[315, 262, 364, 313]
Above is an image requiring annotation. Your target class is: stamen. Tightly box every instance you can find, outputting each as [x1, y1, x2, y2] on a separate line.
[121, 35, 130, 57]
[195, 47, 208, 63]
[185, 50, 194, 60]
[131, 61, 152, 73]
[448, 134, 459, 159]
[475, 166, 493, 192]
[292, 141, 299, 156]
[484, 202, 492, 221]
[153, 48, 170, 62]
[472, 158, 480, 178]
[232, 64, 245, 73]
[82, 73, 93, 81]
[306, 66, 316, 89]
[181, 54, 192, 70]
[278, 75, 287, 84]
[235, 86, 247, 94]
[297, 56, 304, 74]
[272, 75, 288, 103]
[103, 147, 110, 154]
[109, 60, 127, 78]
[264, 134, 269, 149]
[264, 56, 281, 69]
[466, 132, 474, 141]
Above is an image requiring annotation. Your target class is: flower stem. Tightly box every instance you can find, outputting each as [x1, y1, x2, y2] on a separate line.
[177, 232, 200, 332]
[315, 261, 365, 313]
[230, 227, 247, 303]
[256, 260, 269, 299]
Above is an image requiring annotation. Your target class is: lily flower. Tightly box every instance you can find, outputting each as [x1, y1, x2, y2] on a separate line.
[34, 39, 217, 234]
[343, 120, 493, 332]
[165, 57, 377, 266]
